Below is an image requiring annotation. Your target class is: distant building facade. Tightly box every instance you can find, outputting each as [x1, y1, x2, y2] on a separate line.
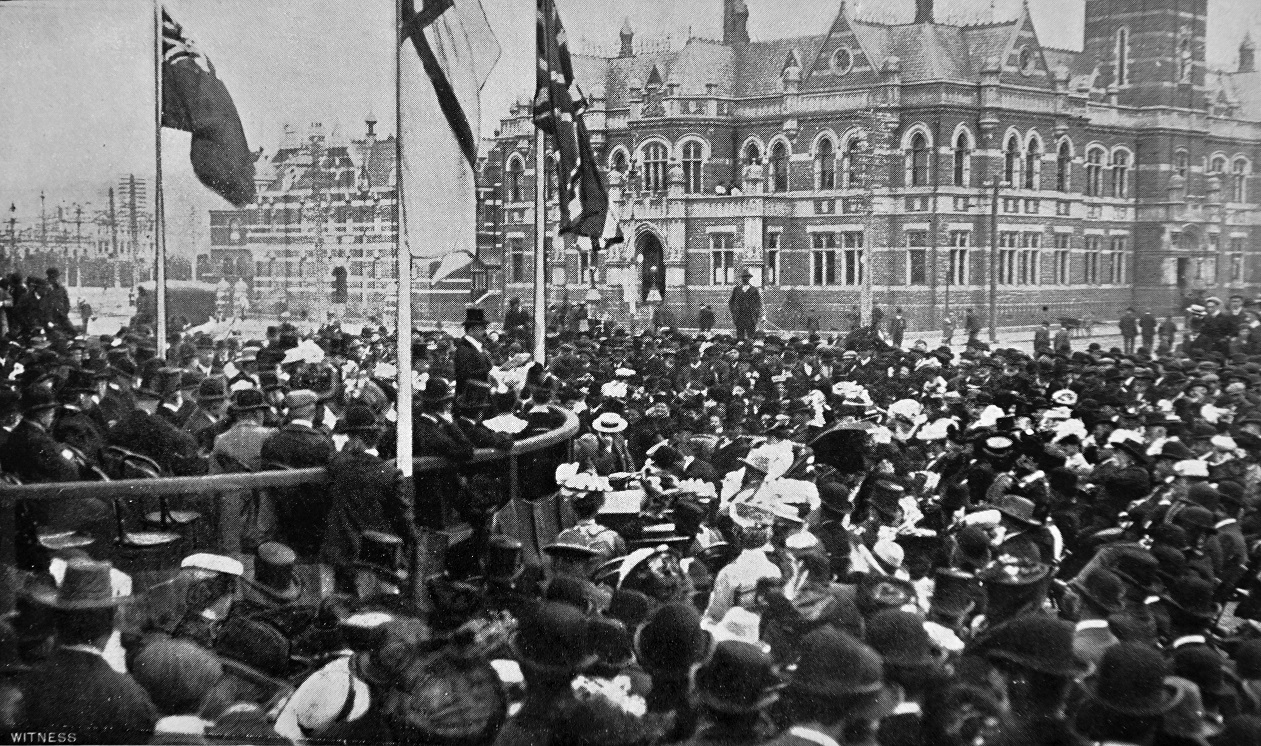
[206, 118, 496, 323]
[489, 0, 1261, 331]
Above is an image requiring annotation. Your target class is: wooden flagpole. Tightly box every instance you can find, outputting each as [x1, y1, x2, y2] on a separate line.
[532, 129, 546, 363]
[395, 0, 414, 479]
[154, 0, 167, 359]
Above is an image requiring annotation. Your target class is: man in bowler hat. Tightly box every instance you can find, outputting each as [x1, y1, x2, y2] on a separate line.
[728, 269, 761, 341]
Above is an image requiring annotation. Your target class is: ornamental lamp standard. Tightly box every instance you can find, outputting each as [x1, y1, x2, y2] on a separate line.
[986, 177, 1007, 344]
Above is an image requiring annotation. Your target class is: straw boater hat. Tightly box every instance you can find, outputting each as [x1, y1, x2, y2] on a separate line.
[28, 558, 130, 610]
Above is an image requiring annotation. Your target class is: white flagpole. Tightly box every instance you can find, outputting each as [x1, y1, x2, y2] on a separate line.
[532, 129, 546, 363]
[154, 1, 167, 359]
[395, 0, 414, 478]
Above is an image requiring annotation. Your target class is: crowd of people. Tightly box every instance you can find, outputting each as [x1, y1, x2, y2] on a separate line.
[2, 275, 1261, 746]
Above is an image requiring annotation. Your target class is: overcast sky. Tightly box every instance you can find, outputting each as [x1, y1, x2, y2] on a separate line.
[2, 0, 1257, 222]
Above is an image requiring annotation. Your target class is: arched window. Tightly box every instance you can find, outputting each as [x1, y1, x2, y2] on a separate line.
[743, 141, 762, 166]
[770, 141, 789, 192]
[1115, 27, 1129, 86]
[1174, 149, 1189, 179]
[642, 141, 668, 192]
[610, 149, 629, 175]
[816, 137, 836, 190]
[953, 131, 971, 186]
[1004, 135, 1022, 186]
[843, 135, 864, 188]
[681, 140, 704, 194]
[1056, 140, 1072, 192]
[506, 156, 525, 203]
[1111, 149, 1130, 198]
[1210, 155, 1228, 174]
[1024, 136, 1042, 190]
[907, 131, 930, 187]
[1232, 158, 1249, 203]
[1085, 147, 1105, 197]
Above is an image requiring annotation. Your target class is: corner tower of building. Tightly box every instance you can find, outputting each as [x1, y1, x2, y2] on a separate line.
[1083, 0, 1208, 109]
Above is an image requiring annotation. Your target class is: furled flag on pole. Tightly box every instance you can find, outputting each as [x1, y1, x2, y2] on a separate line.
[160, 9, 255, 208]
[399, 0, 500, 259]
[534, 0, 622, 248]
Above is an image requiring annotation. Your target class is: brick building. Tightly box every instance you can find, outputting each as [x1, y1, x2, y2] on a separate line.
[206, 119, 497, 324]
[490, 0, 1261, 333]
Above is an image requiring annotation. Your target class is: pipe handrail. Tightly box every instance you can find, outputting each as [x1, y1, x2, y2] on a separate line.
[0, 407, 579, 502]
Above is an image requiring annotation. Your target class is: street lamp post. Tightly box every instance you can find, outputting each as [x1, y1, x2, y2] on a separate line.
[987, 178, 1003, 344]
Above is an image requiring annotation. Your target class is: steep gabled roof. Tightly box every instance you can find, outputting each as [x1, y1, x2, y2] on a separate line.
[1213, 69, 1261, 121]
[733, 34, 828, 96]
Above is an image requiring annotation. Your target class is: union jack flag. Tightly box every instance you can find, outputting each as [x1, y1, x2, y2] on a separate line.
[534, 0, 620, 248]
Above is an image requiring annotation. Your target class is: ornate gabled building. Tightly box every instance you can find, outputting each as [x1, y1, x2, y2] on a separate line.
[490, 0, 1261, 333]
[207, 118, 496, 324]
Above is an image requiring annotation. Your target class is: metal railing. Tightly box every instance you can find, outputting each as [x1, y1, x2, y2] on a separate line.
[0, 407, 580, 611]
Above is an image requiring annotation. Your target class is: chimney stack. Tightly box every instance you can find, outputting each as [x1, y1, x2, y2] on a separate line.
[1241, 33, 1256, 73]
[723, 0, 749, 46]
[620, 18, 634, 57]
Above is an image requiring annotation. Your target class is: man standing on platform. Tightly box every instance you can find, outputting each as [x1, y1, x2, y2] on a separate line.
[1139, 308, 1157, 351]
[1119, 307, 1138, 354]
[728, 269, 761, 341]
[889, 307, 907, 349]
[453, 307, 493, 400]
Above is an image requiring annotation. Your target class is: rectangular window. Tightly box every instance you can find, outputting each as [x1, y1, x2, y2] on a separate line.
[508, 238, 527, 283]
[1003, 198, 1020, 213]
[579, 247, 590, 283]
[1085, 235, 1101, 284]
[1110, 236, 1127, 284]
[907, 228, 929, 284]
[1230, 237, 1245, 254]
[999, 249, 1017, 285]
[1053, 250, 1070, 285]
[1231, 253, 1244, 283]
[812, 232, 837, 285]
[815, 199, 835, 214]
[1209, 233, 1220, 252]
[710, 233, 736, 285]
[1025, 199, 1040, 214]
[908, 250, 928, 285]
[842, 232, 865, 286]
[948, 230, 969, 285]
[765, 231, 781, 285]
[1056, 200, 1071, 216]
[953, 196, 972, 211]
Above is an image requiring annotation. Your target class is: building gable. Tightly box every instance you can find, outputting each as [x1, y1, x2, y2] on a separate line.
[804, 4, 881, 90]
[998, 7, 1054, 88]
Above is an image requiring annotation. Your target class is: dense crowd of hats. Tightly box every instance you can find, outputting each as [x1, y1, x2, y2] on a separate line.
[5, 283, 1261, 744]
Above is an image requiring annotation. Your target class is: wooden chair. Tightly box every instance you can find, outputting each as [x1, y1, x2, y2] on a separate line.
[104, 445, 206, 554]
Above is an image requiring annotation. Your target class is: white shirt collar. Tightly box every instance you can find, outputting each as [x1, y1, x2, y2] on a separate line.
[1172, 634, 1207, 648]
[1075, 619, 1110, 631]
[289, 418, 314, 429]
[788, 726, 841, 746]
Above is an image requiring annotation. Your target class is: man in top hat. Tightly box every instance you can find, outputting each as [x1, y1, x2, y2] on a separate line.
[453, 306, 493, 401]
[3, 384, 80, 484]
[105, 367, 204, 477]
[728, 269, 761, 341]
[18, 558, 159, 743]
[321, 405, 418, 591]
[52, 366, 106, 469]
[261, 389, 336, 558]
[184, 375, 230, 453]
[210, 388, 279, 553]
[413, 378, 475, 462]
[42, 266, 76, 336]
